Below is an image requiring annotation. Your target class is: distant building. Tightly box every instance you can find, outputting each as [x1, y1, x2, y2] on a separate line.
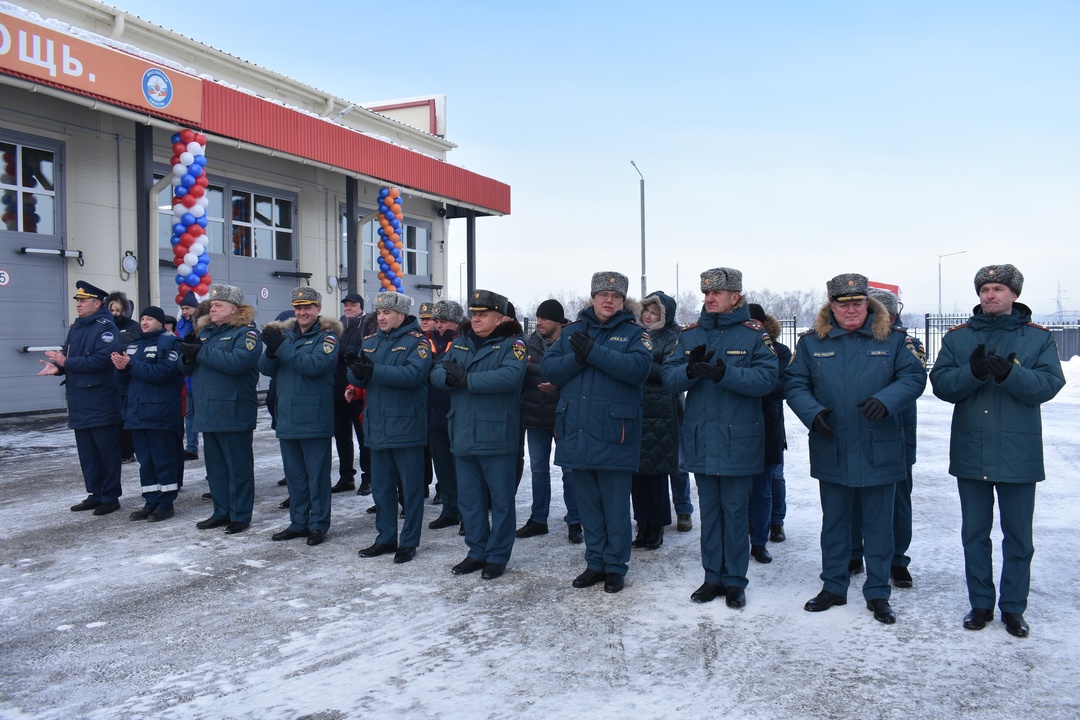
[0, 1, 509, 414]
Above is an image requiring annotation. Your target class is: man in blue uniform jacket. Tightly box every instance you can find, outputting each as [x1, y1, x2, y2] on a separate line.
[930, 264, 1065, 638]
[431, 289, 527, 580]
[179, 283, 263, 535]
[111, 306, 184, 521]
[39, 280, 122, 515]
[350, 291, 432, 565]
[260, 287, 342, 547]
[785, 273, 926, 624]
[662, 268, 778, 609]
[542, 271, 651, 594]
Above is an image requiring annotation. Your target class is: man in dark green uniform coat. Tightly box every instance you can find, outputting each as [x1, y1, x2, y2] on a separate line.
[260, 287, 341, 546]
[179, 283, 262, 535]
[930, 264, 1065, 637]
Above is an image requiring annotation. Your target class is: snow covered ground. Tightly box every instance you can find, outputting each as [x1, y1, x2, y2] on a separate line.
[2, 360, 1079, 719]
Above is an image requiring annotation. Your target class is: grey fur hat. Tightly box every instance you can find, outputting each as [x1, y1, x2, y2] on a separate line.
[432, 300, 465, 323]
[208, 283, 245, 307]
[468, 289, 509, 315]
[700, 267, 743, 293]
[590, 271, 629, 298]
[374, 291, 413, 315]
[826, 273, 868, 301]
[868, 288, 899, 317]
[974, 264, 1023, 297]
[290, 287, 322, 306]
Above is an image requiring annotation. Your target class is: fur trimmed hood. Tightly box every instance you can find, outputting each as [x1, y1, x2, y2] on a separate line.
[638, 292, 677, 332]
[762, 314, 782, 341]
[195, 303, 257, 331]
[812, 297, 892, 340]
[261, 315, 344, 336]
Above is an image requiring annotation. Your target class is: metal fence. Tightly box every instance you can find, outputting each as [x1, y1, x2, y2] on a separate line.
[917, 314, 1080, 366]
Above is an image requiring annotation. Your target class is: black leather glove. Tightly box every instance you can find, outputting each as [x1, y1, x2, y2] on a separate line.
[443, 359, 468, 388]
[349, 354, 374, 381]
[178, 335, 202, 364]
[261, 325, 284, 356]
[812, 409, 835, 438]
[569, 331, 595, 365]
[694, 357, 727, 382]
[969, 343, 989, 380]
[343, 350, 359, 366]
[984, 350, 1016, 382]
[686, 344, 715, 378]
[857, 397, 888, 421]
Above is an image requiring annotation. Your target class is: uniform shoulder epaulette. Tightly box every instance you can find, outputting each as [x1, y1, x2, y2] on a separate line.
[798, 328, 815, 337]
[742, 319, 764, 331]
[96, 317, 110, 324]
[682, 322, 701, 331]
[408, 330, 425, 338]
[362, 332, 378, 340]
[944, 322, 970, 333]
[1025, 321, 1050, 331]
[891, 326, 907, 333]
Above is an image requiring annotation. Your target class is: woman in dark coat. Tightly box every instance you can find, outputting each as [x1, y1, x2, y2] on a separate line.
[631, 291, 681, 549]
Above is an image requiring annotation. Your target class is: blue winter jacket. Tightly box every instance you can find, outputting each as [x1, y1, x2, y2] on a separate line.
[929, 302, 1064, 483]
[662, 303, 778, 476]
[57, 304, 121, 430]
[541, 305, 651, 472]
[785, 299, 927, 487]
[180, 304, 262, 433]
[118, 328, 183, 433]
[431, 319, 527, 456]
[349, 316, 431, 449]
[259, 315, 342, 440]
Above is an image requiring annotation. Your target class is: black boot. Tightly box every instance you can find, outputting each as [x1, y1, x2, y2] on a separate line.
[631, 523, 650, 548]
[645, 525, 664, 550]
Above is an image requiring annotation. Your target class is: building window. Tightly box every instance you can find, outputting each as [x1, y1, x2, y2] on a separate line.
[231, 191, 293, 260]
[156, 178, 293, 261]
[1, 141, 56, 235]
[351, 211, 430, 277]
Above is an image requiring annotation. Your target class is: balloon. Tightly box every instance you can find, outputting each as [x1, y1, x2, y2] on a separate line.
[175, 274, 187, 285]
[195, 133, 207, 146]
[181, 174, 196, 188]
[201, 274, 212, 285]
[183, 252, 198, 266]
[377, 271, 386, 280]
[175, 185, 188, 198]
[188, 185, 205, 199]
[179, 152, 194, 166]
[390, 219, 401, 231]
[186, 275, 200, 287]
[171, 133, 182, 144]
[189, 165, 203, 178]
[196, 216, 209, 227]
[181, 195, 196, 208]
[172, 164, 187, 177]
[172, 142, 186, 155]
[389, 188, 400, 199]
[173, 257, 184, 268]
[197, 253, 210, 265]
[389, 233, 399, 243]
[193, 155, 207, 167]
[180, 129, 195, 144]
[386, 270, 396, 280]
[170, 155, 180, 166]
[175, 292, 186, 305]
[173, 244, 187, 258]
[194, 263, 208, 276]
[190, 243, 205, 256]
[196, 196, 209, 208]
[178, 263, 193, 276]
[170, 235, 181, 246]
[190, 205, 205, 218]
[170, 176, 182, 187]
[381, 278, 393, 289]
[379, 188, 389, 198]
[187, 142, 203, 156]
[188, 224, 204, 237]
[196, 175, 209, 187]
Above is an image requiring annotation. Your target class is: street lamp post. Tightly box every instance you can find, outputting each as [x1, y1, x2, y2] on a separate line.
[938, 250, 967, 315]
[631, 160, 646, 298]
[459, 261, 466, 306]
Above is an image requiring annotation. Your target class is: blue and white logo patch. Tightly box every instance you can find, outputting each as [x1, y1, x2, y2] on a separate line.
[101, 332, 115, 343]
[142, 68, 173, 109]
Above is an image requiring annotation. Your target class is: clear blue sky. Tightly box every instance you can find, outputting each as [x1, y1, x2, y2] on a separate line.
[112, 0, 1080, 316]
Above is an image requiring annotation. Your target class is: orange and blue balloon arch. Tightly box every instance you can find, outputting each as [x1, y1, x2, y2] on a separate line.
[375, 187, 404, 292]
